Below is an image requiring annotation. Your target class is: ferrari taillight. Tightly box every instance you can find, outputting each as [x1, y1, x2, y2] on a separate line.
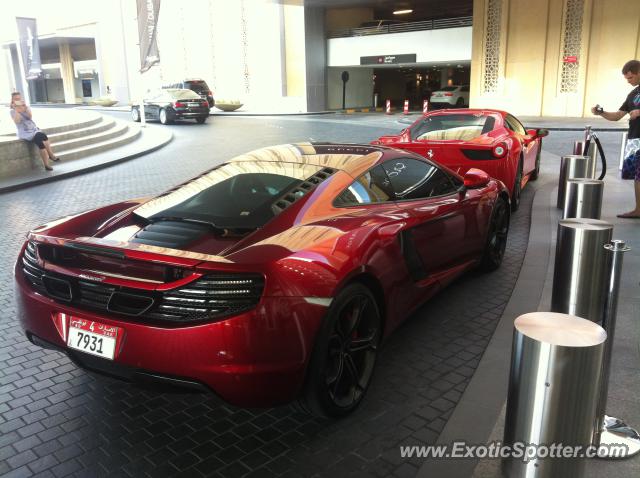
[493, 142, 507, 158]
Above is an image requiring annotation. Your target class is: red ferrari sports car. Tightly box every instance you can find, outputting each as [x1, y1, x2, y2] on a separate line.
[16, 143, 509, 417]
[372, 109, 548, 211]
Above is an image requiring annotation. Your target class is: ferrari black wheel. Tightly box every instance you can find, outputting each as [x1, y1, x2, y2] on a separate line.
[511, 158, 523, 212]
[299, 283, 381, 417]
[480, 197, 510, 271]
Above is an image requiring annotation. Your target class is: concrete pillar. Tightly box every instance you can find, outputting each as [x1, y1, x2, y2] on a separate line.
[58, 42, 77, 104]
[440, 68, 450, 88]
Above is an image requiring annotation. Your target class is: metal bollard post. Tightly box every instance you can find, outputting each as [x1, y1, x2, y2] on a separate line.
[593, 240, 640, 457]
[551, 219, 613, 322]
[556, 155, 590, 209]
[503, 312, 606, 477]
[562, 179, 604, 219]
[573, 140, 584, 155]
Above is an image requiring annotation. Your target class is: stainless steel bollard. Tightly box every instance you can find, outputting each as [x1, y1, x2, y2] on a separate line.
[503, 312, 606, 477]
[551, 219, 613, 322]
[556, 155, 591, 209]
[593, 240, 640, 457]
[562, 179, 604, 219]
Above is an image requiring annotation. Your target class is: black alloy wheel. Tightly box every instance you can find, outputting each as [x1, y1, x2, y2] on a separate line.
[511, 158, 523, 212]
[300, 283, 382, 417]
[456, 97, 465, 107]
[479, 197, 510, 271]
[196, 116, 207, 124]
[530, 143, 542, 181]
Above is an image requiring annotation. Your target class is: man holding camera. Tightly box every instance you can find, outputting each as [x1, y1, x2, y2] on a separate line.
[9, 92, 59, 171]
[592, 60, 640, 218]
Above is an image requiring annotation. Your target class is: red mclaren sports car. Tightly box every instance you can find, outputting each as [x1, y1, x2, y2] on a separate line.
[16, 143, 510, 417]
[372, 109, 548, 211]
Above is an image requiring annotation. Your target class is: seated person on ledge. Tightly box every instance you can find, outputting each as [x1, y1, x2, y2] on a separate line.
[9, 91, 59, 171]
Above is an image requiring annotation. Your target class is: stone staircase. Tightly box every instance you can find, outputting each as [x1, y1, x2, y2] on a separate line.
[0, 109, 141, 177]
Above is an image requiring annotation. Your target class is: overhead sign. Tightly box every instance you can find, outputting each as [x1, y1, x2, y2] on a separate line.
[360, 54, 417, 65]
[563, 56, 578, 63]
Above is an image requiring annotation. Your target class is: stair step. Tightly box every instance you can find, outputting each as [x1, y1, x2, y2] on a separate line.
[56, 125, 141, 161]
[52, 121, 129, 153]
[44, 115, 103, 135]
[49, 117, 116, 144]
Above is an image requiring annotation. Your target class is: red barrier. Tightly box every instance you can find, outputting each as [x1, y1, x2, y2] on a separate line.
[423, 99, 429, 114]
[403, 99, 409, 115]
[385, 99, 391, 114]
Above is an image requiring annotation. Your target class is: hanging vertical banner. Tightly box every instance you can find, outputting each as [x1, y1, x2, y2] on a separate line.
[15, 17, 42, 80]
[137, 0, 161, 72]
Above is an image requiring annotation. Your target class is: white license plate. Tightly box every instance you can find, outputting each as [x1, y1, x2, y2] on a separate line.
[188, 103, 200, 107]
[66, 317, 120, 360]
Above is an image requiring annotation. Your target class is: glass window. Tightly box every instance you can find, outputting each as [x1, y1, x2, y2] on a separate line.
[185, 81, 210, 93]
[439, 86, 459, 91]
[460, 85, 470, 92]
[505, 114, 526, 135]
[166, 89, 201, 100]
[134, 162, 326, 229]
[334, 166, 394, 206]
[412, 114, 492, 141]
[382, 158, 457, 200]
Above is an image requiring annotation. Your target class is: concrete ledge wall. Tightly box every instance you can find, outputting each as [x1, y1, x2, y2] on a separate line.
[0, 137, 41, 175]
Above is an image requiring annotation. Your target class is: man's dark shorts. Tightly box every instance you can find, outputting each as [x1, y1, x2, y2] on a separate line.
[31, 131, 48, 150]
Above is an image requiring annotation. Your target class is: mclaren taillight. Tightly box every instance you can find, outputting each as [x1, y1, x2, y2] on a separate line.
[493, 143, 507, 158]
[21, 240, 265, 325]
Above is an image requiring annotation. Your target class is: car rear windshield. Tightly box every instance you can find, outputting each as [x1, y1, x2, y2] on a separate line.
[185, 81, 209, 93]
[412, 114, 495, 141]
[438, 86, 459, 91]
[133, 161, 326, 229]
[167, 89, 201, 100]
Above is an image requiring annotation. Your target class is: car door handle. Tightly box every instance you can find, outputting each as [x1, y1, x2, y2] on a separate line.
[377, 223, 406, 238]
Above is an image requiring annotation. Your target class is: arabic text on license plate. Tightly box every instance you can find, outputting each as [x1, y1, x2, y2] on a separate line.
[67, 317, 120, 360]
[188, 103, 200, 107]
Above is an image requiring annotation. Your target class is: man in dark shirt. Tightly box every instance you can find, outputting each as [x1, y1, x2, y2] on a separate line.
[592, 60, 640, 218]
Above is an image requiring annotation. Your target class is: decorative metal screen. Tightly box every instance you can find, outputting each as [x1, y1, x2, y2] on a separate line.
[483, 0, 503, 94]
[560, 0, 584, 93]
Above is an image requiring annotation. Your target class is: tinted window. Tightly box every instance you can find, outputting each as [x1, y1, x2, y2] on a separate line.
[334, 165, 394, 206]
[439, 86, 458, 91]
[382, 158, 457, 200]
[134, 162, 326, 229]
[412, 114, 493, 141]
[185, 81, 209, 93]
[460, 85, 469, 92]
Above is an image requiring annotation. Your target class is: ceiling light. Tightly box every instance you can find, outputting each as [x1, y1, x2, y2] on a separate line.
[393, 9, 413, 15]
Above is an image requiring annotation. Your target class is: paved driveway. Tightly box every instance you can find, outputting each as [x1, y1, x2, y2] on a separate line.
[0, 114, 534, 478]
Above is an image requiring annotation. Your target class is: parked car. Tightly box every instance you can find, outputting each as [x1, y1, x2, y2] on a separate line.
[163, 78, 215, 108]
[16, 143, 509, 417]
[372, 109, 548, 211]
[131, 89, 210, 124]
[429, 85, 470, 108]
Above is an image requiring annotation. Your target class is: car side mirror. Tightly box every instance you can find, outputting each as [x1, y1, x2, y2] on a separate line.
[463, 168, 490, 189]
[536, 128, 549, 138]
